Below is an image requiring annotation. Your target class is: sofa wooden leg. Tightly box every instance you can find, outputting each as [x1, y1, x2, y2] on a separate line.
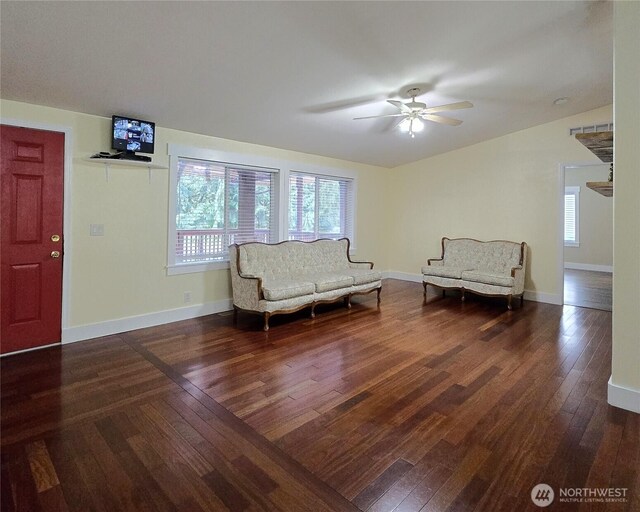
[345, 295, 352, 309]
[507, 295, 513, 311]
[376, 287, 381, 306]
[442, 289, 446, 298]
[233, 306, 238, 325]
[263, 313, 270, 331]
[422, 282, 427, 305]
[461, 289, 466, 302]
[310, 304, 316, 319]
[520, 294, 524, 306]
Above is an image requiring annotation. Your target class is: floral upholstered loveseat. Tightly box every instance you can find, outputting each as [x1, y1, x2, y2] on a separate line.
[229, 238, 382, 331]
[422, 237, 527, 310]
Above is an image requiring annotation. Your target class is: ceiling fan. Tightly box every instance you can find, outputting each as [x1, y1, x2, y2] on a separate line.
[354, 87, 473, 138]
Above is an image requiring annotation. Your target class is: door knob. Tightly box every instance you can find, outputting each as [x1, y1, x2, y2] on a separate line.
[51, 234, 60, 242]
[51, 251, 61, 259]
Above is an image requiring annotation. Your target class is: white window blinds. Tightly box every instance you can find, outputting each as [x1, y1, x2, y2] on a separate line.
[288, 172, 353, 242]
[175, 157, 276, 262]
[564, 186, 580, 246]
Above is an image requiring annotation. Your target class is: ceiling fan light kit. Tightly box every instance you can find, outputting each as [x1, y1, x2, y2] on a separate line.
[398, 117, 424, 138]
[354, 87, 473, 137]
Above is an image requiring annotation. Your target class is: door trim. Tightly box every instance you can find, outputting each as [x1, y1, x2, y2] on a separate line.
[1, 118, 73, 346]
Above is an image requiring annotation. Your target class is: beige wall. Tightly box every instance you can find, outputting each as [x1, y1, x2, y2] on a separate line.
[385, 105, 613, 302]
[564, 164, 613, 268]
[611, 1, 640, 404]
[1, 99, 390, 329]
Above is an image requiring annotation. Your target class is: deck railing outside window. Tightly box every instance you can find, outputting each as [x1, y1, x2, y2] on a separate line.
[175, 229, 270, 262]
[176, 229, 347, 262]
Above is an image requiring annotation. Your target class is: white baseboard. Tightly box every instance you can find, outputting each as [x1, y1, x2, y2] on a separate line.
[62, 299, 233, 344]
[522, 290, 563, 305]
[564, 262, 613, 273]
[382, 271, 562, 306]
[382, 270, 423, 283]
[608, 376, 640, 413]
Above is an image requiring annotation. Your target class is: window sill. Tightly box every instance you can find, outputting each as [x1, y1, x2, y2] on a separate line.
[167, 260, 230, 275]
[564, 242, 580, 248]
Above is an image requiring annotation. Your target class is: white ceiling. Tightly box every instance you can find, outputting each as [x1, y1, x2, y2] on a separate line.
[0, 1, 612, 168]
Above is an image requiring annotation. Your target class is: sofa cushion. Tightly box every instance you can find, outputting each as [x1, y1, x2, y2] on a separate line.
[261, 278, 315, 301]
[443, 239, 522, 274]
[421, 265, 471, 279]
[304, 272, 354, 293]
[423, 275, 463, 289]
[238, 239, 351, 277]
[346, 268, 382, 285]
[461, 270, 514, 288]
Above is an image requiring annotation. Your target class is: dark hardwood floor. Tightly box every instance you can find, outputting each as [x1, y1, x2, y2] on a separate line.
[564, 269, 613, 311]
[2, 279, 638, 511]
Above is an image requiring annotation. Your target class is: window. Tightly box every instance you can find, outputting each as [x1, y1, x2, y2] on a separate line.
[564, 186, 580, 247]
[288, 172, 353, 242]
[168, 145, 357, 274]
[174, 157, 276, 265]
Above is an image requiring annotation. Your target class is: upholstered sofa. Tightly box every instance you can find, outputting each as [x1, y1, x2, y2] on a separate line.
[229, 238, 382, 330]
[422, 237, 527, 310]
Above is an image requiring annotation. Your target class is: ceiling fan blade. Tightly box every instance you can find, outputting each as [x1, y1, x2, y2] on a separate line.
[421, 114, 463, 126]
[422, 101, 473, 114]
[379, 116, 408, 133]
[387, 100, 412, 113]
[353, 113, 406, 120]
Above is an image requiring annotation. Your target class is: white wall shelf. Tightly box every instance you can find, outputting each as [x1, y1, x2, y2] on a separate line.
[81, 157, 167, 182]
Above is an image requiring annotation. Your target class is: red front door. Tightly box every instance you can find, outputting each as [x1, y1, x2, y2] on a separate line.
[1, 125, 65, 354]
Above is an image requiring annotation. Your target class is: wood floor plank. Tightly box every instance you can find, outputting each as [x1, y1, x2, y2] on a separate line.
[421, 445, 492, 512]
[45, 434, 106, 512]
[35, 485, 70, 512]
[564, 269, 612, 311]
[394, 464, 453, 512]
[352, 458, 414, 510]
[24, 440, 60, 493]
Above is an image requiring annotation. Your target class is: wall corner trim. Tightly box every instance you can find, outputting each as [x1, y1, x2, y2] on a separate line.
[607, 376, 640, 414]
[62, 299, 233, 344]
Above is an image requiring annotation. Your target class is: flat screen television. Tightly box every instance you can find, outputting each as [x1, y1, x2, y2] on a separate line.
[112, 115, 155, 155]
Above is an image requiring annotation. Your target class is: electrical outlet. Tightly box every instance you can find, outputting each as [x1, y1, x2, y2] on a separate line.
[90, 224, 104, 236]
[183, 291, 191, 303]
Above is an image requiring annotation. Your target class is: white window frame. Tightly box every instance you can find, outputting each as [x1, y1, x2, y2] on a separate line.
[167, 144, 358, 274]
[287, 170, 355, 245]
[564, 185, 580, 247]
[167, 144, 281, 275]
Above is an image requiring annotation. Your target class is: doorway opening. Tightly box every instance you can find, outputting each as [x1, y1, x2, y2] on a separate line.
[562, 163, 613, 311]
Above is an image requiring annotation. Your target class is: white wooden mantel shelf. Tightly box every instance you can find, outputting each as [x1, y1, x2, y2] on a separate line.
[81, 157, 168, 182]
